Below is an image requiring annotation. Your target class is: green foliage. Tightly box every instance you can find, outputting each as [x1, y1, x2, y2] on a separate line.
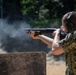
[21, 0, 75, 21]
[21, 0, 35, 15]
[2, 0, 76, 24]
[30, 18, 61, 27]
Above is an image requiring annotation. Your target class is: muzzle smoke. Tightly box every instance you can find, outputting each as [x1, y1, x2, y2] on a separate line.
[0, 19, 31, 53]
[0, 19, 49, 53]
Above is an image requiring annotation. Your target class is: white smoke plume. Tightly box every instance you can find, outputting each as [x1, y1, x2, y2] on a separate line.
[0, 19, 32, 53]
[0, 19, 49, 53]
[0, 19, 31, 41]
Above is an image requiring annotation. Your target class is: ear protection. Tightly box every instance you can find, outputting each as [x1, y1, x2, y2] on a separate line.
[66, 12, 75, 32]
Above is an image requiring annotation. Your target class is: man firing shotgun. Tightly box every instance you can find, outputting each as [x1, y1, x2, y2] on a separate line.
[26, 11, 76, 75]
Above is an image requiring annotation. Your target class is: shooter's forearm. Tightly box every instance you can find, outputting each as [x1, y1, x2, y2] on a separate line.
[38, 35, 53, 47]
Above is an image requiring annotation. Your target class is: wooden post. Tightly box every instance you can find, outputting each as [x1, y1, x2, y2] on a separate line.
[0, 52, 46, 75]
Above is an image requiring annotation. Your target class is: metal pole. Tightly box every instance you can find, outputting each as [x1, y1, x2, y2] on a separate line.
[1, 0, 3, 19]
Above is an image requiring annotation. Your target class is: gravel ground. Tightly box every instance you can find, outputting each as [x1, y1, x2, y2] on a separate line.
[46, 56, 66, 75]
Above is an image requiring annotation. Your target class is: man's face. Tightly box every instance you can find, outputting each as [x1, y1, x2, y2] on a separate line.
[62, 20, 68, 32]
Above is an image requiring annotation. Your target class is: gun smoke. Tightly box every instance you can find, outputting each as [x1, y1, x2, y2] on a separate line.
[0, 19, 49, 53]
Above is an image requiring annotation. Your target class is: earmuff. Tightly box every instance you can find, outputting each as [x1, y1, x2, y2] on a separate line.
[66, 12, 75, 32]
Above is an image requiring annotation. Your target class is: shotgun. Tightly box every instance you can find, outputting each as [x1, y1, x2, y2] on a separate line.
[25, 28, 67, 39]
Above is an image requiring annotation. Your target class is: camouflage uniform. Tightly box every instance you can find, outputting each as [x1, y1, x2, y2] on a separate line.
[59, 30, 76, 75]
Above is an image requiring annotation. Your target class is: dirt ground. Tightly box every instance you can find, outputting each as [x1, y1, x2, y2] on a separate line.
[46, 56, 66, 75]
[0, 49, 66, 75]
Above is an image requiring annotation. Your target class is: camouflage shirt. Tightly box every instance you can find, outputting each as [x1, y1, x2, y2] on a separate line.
[59, 30, 76, 75]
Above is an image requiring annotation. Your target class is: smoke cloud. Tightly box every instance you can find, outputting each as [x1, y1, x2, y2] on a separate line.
[0, 19, 49, 53]
[0, 19, 31, 53]
[0, 19, 31, 40]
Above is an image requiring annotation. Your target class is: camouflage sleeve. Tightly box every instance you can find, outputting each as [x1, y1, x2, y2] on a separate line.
[59, 31, 76, 49]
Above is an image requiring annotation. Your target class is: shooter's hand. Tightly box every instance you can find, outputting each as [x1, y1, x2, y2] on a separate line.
[52, 31, 57, 36]
[52, 29, 61, 36]
[28, 31, 40, 39]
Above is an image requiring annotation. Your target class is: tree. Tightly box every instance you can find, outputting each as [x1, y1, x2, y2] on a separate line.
[1, 0, 76, 21]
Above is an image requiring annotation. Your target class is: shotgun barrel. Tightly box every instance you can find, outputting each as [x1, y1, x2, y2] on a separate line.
[25, 28, 67, 40]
